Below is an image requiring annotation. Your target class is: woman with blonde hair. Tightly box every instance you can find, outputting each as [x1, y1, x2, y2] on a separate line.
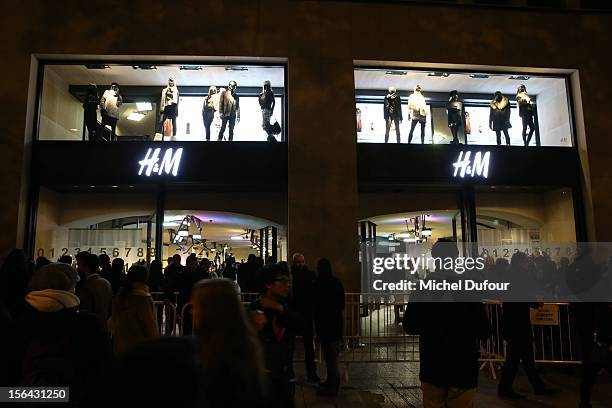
[192, 278, 267, 407]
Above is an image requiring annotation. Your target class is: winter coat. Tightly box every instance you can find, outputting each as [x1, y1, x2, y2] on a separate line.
[259, 89, 275, 110]
[489, 96, 512, 131]
[313, 276, 345, 343]
[76, 274, 113, 333]
[407, 91, 427, 122]
[218, 91, 237, 118]
[160, 86, 179, 113]
[447, 98, 463, 127]
[100, 89, 122, 118]
[403, 295, 490, 389]
[111, 283, 158, 354]
[516, 91, 533, 118]
[384, 92, 403, 121]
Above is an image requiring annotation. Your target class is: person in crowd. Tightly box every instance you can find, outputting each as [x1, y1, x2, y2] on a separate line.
[58, 254, 73, 265]
[313, 258, 345, 396]
[290, 252, 320, 383]
[111, 264, 158, 354]
[147, 259, 163, 293]
[193, 279, 267, 406]
[572, 302, 612, 408]
[223, 256, 237, 281]
[179, 255, 211, 335]
[238, 253, 259, 293]
[76, 253, 113, 333]
[249, 264, 297, 408]
[98, 253, 112, 283]
[107, 257, 125, 295]
[403, 238, 490, 408]
[498, 252, 555, 399]
[164, 254, 184, 299]
[35, 256, 51, 271]
[5, 263, 110, 404]
[0, 249, 31, 319]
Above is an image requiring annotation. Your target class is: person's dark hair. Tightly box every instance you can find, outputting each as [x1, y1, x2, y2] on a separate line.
[119, 265, 148, 298]
[247, 254, 257, 264]
[82, 253, 100, 275]
[277, 261, 290, 275]
[192, 279, 266, 405]
[111, 257, 124, 270]
[35, 256, 51, 271]
[257, 263, 286, 292]
[99, 253, 111, 265]
[75, 251, 90, 265]
[431, 238, 459, 260]
[510, 251, 530, 269]
[317, 258, 333, 280]
[58, 255, 73, 264]
[149, 259, 162, 274]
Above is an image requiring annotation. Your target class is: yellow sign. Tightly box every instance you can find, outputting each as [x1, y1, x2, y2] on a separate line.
[530, 304, 559, 326]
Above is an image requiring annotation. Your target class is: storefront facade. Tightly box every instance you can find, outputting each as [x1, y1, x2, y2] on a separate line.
[4, 1, 612, 292]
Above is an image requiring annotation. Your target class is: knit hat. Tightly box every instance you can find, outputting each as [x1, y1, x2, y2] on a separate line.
[28, 262, 80, 292]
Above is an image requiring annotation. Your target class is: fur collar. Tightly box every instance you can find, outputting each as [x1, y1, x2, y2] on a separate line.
[491, 96, 509, 110]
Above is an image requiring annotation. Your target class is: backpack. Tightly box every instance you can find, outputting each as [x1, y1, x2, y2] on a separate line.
[21, 333, 75, 386]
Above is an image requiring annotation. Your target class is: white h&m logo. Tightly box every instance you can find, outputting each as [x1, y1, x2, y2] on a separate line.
[138, 148, 183, 176]
[452, 151, 491, 179]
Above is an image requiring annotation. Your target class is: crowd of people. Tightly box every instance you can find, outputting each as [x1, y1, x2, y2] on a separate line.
[0, 249, 345, 407]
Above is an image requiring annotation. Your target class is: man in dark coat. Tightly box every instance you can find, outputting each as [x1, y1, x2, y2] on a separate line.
[403, 239, 490, 407]
[313, 258, 345, 396]
[290, 252, 320, 382]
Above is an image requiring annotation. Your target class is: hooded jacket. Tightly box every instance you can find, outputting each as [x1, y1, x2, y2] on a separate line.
[111, 283, 158, 354]
[489, 95, 512, 131]
[407, 90, 427, 122]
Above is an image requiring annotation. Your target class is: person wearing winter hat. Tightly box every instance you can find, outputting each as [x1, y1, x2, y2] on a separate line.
[3, 263, 111, 403]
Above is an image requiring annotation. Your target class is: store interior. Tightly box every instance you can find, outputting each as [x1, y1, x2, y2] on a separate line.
[39, 63, 285, 142]
[354, 68, 572, 147]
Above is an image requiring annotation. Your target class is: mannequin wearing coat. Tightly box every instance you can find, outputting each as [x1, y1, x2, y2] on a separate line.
[160, 77, 179, 137]
[489, 91, 511, 146]
[447, 90, 464, 145]
[100, 83, 123, 141]
[202, 86, 218, 141]
[383, 86, 402, 143]
[407, 85, 427, 144]
[516, 85, 535, 146]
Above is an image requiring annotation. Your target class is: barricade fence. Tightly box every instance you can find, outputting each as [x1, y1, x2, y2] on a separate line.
[173, 292, 581, 366]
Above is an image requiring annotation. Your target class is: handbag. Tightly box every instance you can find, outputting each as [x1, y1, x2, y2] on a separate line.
[270, 116, 281, 135]
[162, 118, 173, 137]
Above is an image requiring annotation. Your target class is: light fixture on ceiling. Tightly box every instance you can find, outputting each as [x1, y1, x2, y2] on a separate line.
[132, 64, 157, 70]
[421, 228, 432, 237]
[509, 75, 530, 81]
[192, 234, 202, 240]
[178, 230, 189, 237]
[179, 65, 203, 71]
[70, 128, 78, 132]
[225, 66, 248, 71]
[136, 102, 153, 111]
[230, 236, 246, 240]
[385, 70, 407, 76]
[428, 72, 450, 77]
[127, 112, 145, 121]
[469, 74, 490, 79]
[163, 221, 179, 227]
[111, 185, 118, 188]
[85, 64, 110, 70]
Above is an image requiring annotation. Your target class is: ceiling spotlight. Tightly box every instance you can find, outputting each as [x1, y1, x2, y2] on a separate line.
[179, 65, 203, 71]
[178, 230, 189, 237]
[132, 64, 157, 70]
[422, 228, 432, 237]
[469, 74, 490, 79]
[385, 71, 407, 76]
[85, 64, 110, 70]
[230, 236, 246, 240]
[225, 66, 248, 71]
[192, 234, 202, 239]
[428, 72, 450, 77]
[509, 75, 530, 80]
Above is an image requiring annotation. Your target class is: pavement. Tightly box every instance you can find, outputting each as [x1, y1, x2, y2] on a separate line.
[293, 356, 612, 408]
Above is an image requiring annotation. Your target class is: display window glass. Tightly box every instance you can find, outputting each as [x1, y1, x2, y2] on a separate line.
[476, 187, 577, 259]
[37, 63, 286, 142]
[355, 68, 573, 147]
[34, 186, 157, 267]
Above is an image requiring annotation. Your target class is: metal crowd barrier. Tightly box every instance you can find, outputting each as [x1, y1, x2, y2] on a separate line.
[153, 300, 178, 336]
[175, 291, 581, 375]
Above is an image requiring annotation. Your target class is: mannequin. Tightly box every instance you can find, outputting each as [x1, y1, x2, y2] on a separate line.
[100, 82, 123, 141]
[383, 86, 402, 143]
[219, 80, 240, 141]
[83, 83, 100, 141]
[489, 91, 511, 145]
[447, 90, 463, 145]
[160, 77, 179, 138]
[407, 85, 427, 144]
[217, 88, 236, 141]
[516, 84, 535, 146]
[259, 80, 276, 142]
[202, 86, 218, 141]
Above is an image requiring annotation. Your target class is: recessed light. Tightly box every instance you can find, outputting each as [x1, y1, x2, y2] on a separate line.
[111, 185, 118, 188]
[179, 65, 203, 71]
[72, 185, 79, 188]
[225, 66, 248, 71]
[385, 71, 407, 76]
[428, 72, 450, 77]
[136, 102, 152, 111]
[128, 185, 134, 188]
[132, 64, 157, 70]
[469, 74, 490, 79]
[85, 64, 110, 70]
[70, 128, 78, 132]
[127, 112, 145, 121]
[89, 185, 96, 188]
[509, 75, 530, 81]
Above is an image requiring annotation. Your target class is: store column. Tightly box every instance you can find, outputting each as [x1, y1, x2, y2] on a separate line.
[287, 56, 360, 292]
